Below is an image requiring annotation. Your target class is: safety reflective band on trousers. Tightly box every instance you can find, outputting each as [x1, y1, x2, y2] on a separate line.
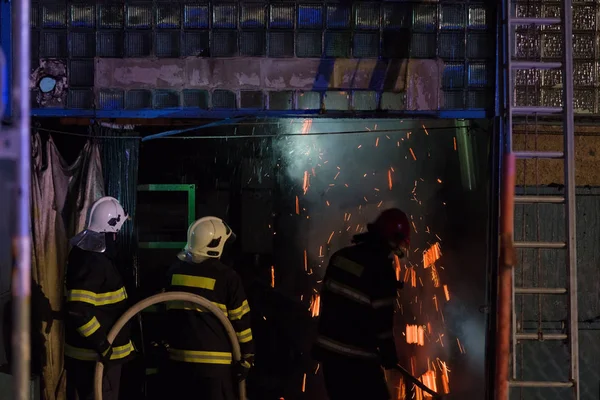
[168, 349, 233, 364]
[171, 274, 216, 290]
[331, 256, 364, 277]
[66, 287, 128, 306]
[325, 279, 371, 305]
[316, 336, 378, 359]
[76, 316, 101, 337]
[228, 300, 250, 320]
[236, 328, 253, 344]
[166, 300, 228, 316]
[65, 341, 135, 361]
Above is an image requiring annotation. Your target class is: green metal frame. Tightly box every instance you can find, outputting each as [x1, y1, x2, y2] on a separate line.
[137, 184, 196, 249]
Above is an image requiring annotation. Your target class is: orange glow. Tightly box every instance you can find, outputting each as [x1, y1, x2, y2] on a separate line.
[423, 242, 442, 269]
[393, 255, 402, 281]
[388, 169, 393, 190]
[310, 293, 321, 317]
[271, 266, 275, 288]
[406, 324, 425, 346]
[443, 285, 450, 301]
[422, 124, 430, 136]
[409, 148, 417, 160]
[304, 250, 308, 271]
[295, 196, 299, 215]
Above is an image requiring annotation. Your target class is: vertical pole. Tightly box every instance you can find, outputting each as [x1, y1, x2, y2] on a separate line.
[561, 0, 579, 398]
[12, 0, 31, 397]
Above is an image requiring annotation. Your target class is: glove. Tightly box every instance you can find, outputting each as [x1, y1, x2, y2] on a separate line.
[97, 340, 113, 365]
[233, 359, 252, 382]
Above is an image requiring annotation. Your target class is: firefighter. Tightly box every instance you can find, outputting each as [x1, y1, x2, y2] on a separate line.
[312, 208, 411, 400]
[163, 216, 254, 400]
[64, 196, 135, 400]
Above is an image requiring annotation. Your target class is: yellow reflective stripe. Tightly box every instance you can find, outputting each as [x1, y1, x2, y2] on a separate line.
[326, 280, 371, 305]
[228, 300, 250, 321]
[66, 287, 128, 306]
[65, 341, 135, 361]
[316, 336, 378, 359]
[332, 256, 364, 277]
[76, 317, 101, 337]
[371, 296, 396, 309]
[243, 353, 254, 359]
[168, 349, 232, 365]
[166, 300, 228, 316]
[236, 328, 253, 344]
[171, 274, 216, 290]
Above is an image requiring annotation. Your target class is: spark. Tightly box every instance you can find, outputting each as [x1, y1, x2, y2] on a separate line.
[327, 231, 335, 244]
[443, 285, 450, 301]
[422, 124, 430, 136]
[388, 169, 393, 190]
[409, 147, 417, 160]
[456, 338, 465, 354]
[295, 196, 300, 215]
[271, 266, 275, 288]
[375, 137, 380, 147]
[302, 373, 307, 392]
[423, 243, 442, 269]
[304, 250, 308, 271]
[453, 136, 457, 151]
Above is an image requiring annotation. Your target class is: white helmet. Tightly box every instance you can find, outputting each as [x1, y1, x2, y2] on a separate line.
[181, 216, 235, 260]
[87, 196, 128, 233]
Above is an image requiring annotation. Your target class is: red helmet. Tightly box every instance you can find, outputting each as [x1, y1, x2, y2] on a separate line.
[370, 208, 411, 247]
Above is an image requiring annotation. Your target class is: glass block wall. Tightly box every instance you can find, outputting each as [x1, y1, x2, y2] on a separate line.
[513, 1, 600, 114]
[30, 1, 495, 113]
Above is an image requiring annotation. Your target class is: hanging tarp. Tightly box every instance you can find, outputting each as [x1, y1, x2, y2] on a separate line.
[30, 133, 104, 400]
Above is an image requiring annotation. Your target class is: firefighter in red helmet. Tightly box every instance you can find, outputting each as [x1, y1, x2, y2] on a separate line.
[312, 208, 410, 400]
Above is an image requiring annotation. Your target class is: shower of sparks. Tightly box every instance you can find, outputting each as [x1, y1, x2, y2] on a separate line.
[423, 242, 442, 269]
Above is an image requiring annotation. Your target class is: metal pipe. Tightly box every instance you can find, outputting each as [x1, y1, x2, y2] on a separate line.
[12, 0, 32, 396]
[94, 292, 246, 400]
[495, 153, 516, 400]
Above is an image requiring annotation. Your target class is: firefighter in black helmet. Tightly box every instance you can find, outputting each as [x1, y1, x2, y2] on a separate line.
[163, 217, 254, 400]
[312, 208, 411, 400]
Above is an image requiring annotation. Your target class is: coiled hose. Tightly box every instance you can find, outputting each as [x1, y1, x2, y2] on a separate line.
[94, 292, 246, 400]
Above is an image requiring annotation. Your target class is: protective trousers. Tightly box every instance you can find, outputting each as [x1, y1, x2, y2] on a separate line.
[66, 362, 122, 400]
[322, 358, 390, 400]
[161, 361, 237, 400]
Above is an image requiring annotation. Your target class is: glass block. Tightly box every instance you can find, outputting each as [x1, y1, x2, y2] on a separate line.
[542, 69, 561, 87]
[326, 5, 351, 29]
[467, 33, 493, 59]
[468, 6, 487, 30]
[515, 68, 540, 86]
[514, 87, 539, 107]
[573, 34, 594, 59]
[96, 32, 124, 58]
[353, 91, 377, 111]
[353, 33, 379, 58]
[324, 31, 351, 58]
[126, 90, 152, 109]
[69, 59, 94, 87]
[442, 91, 464, 109]
[297, 91, 320, 110]
[155, 32, 180, 57]
[240, 31, 266, 56]
[41, 32, 67, 57]
[241, 4, 267, 28]
[212, 90, 236, 109]
[412, 4, 437, 32]
[183, 31, 210, 57]
[70, 5, 95, 28]
[211, 31, 238, 57]
[70, 32, 95, 58]
[183, 90, 209, 108]
[99, 5, 124, 29]
[240, 91, 264, 109]
[514, 2, 541, 19]
[574, 61, 594, 86]
[126, 4, 152, 29]
[42, 4, 67, 29]
[541, 33, 562, 59]
[354, 3, 380, 30]
[382, 31, 409, 58]
[31, 6, 39, 29]
[382, 3, 410, 30]
[514, 30, 540, 59]
[157, 5, 181, 29]
[213, 5, 238, 29]
[438, 33, 465, 59]
[468, 63, 488, 87]
[440, 5, 464, 30]
[296, 31, 322, 57]
[410, 33, 436, 58]
[97, 90, 125, 110]
[125, 32, 152, 57]
[268, 31, 294, 57]
[324, 91, 349, 110]
[467, 90, 490, 110]
[153, 90, 181, 109]
[68, 89, 93, 109]
[298, 5, 323, 29]
[573, 5, 595, 31]
[381, 92, 405, 110]
[442, 63, 464, 89]
[270, 4, 294, 29]
[541, 88, 562, 108]
[574, 89, 595, 113]
[184, 5, 209, 29]
[542, 4, 561, 31]
[268, 91, 293, 110]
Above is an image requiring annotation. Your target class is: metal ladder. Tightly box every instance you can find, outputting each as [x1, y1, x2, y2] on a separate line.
[504, 0, 579, 398]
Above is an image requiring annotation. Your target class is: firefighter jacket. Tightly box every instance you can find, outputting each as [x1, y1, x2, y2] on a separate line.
[164, 258, 254, 377]
[64, 246, 135, 364]
[313, 239, 399, 367]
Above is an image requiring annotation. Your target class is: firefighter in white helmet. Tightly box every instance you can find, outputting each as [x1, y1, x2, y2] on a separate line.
[65, 196, 135, 400]
[163, 216, 254, 400]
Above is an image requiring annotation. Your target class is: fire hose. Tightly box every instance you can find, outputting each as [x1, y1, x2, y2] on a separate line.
[94, 292, 247, 400]
[393, 364, 444, 399]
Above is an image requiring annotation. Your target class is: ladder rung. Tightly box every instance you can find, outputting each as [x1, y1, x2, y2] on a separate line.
[509, 380, 573, 388]
[514, 195, 565, 204]
[510, 18, 562, 26]
[514, 151, 564, 159]
[514, 241, 566, 249]
[515, 287, 567, 294]
[511, 61, 562, 70]
[515, 333, 568, 340]
[512, 106, 563, 116]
